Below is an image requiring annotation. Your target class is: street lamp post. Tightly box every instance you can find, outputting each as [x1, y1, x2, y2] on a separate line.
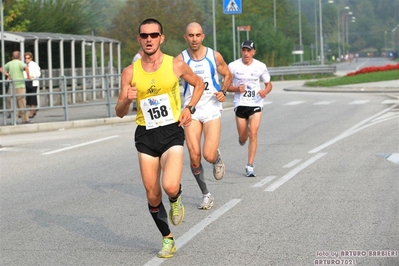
[344, 12, 353, 55]
[212, 0, 216, 51]
[392, 25, 399, 55]
[274, 0, 276, 31]
[314, 0, 318, 62]
[384, 31, 387, 56]
[298, 0, 303, 62]
[317, 0, 334, 65]
[319, 0, 324, 65]
[337, 6, 350, 60]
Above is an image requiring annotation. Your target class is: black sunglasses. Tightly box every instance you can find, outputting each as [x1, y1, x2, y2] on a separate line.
[139, 32, 161, 39]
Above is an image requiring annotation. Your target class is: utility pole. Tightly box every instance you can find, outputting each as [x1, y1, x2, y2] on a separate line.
[319, 0, 324, 65]
[298, 0, 303, 62]
[274, 0, 276, 31]
[212, 0, 216, 51]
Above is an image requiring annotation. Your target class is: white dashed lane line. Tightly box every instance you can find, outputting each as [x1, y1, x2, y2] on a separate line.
[264, 153, 327, 192]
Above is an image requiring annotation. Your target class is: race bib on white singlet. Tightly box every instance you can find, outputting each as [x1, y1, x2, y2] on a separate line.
[140, 93, 175, 130]
[239, 83, 261, 104]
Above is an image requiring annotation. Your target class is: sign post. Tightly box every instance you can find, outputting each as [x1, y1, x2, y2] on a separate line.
[223, 0, 242, 60]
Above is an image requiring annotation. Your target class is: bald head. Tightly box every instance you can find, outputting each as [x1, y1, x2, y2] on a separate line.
[186, 22, 203, 34]
[184, 22, 206, 53]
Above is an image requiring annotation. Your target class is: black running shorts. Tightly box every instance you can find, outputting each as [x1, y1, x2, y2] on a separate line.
[234, 106, 263, 120]
[135, 122, 185, 157]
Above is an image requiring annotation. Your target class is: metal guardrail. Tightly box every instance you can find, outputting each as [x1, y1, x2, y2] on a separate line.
[1, 65, 337, 126]
[40, 67, 118, 88]
[1, 73, 121, 126]
[268, 65, 336, 80]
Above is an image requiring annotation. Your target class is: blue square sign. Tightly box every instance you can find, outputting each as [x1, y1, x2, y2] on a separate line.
[223, 0, 242, 15]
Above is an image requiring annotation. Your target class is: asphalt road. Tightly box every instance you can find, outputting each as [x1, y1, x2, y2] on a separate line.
[1, 84, 399, 266]
[1, 57, 398, 266]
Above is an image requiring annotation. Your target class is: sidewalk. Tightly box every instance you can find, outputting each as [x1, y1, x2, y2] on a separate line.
[1, 80, 398, 135]
[284, 80, 399, 93]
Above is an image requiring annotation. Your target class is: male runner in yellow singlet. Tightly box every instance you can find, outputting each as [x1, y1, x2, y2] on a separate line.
[115, 18, 204, 258]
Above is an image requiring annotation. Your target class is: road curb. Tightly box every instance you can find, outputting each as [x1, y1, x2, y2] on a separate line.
[284, 87, 399, 93]
[0, 116, 136, 135]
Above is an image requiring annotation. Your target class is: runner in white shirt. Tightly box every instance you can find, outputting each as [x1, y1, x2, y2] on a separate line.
[227, 40, 272, 177]
[177, 22, 232, 210]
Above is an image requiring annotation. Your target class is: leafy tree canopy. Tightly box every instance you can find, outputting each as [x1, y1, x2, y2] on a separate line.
[2, 0, 397, 67]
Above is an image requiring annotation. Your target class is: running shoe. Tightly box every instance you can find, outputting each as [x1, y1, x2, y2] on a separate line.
[213, 149, 225, 180]
[245, 164, 256, 177]
[157, 238, 176, 258]
[169, 195, 185, 226]
[198, 193, 214, 210]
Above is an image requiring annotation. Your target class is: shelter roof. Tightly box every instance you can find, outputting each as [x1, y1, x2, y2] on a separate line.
[1, 31, 120, 44]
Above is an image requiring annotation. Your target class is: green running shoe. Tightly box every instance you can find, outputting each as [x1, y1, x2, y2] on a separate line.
[169, 195, 185, 226]
[157, 238, 176, 258]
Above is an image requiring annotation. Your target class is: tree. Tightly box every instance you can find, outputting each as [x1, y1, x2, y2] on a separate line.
[3, 0, 103, 35]
[217, 0, 304, 65]
[3, 0, 30, 31]
[107, 0, 205, 67]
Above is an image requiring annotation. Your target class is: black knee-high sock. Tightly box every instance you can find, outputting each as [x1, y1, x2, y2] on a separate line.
[148, 202, 170, 237]
[169, 184, 182, 202]
[191, 164, 209, 195]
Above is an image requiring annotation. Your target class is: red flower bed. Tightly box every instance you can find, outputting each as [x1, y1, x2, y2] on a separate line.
[346, 63, 399, 76]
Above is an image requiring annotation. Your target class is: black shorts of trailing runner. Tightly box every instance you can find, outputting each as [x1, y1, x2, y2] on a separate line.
[234, 106, 263, 120]
[135, 122, 185, 157]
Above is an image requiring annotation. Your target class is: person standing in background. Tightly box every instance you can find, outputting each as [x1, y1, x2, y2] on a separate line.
[2, 51, 31, 123]
[24, 52, 41, 118]
[227, 40, 272, 177]
[177, 22, 232, 210]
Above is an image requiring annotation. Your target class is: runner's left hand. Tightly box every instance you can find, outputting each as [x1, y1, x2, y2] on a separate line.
[214, 91, 226, 102]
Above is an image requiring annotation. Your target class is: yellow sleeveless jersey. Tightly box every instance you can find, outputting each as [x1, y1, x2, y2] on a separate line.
[132, 55, 181, 127]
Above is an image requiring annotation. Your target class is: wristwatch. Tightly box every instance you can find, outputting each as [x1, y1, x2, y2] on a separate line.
[221, 90, 227, 96]
[186, 105, 196, 114]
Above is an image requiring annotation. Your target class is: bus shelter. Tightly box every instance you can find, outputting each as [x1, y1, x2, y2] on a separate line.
[0, 31, 121, 104]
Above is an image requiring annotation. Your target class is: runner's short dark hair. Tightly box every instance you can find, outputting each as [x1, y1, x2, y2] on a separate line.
[139, 18, 163, 34]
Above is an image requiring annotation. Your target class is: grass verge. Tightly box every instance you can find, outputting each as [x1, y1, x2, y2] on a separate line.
[304, 70, 399, 87]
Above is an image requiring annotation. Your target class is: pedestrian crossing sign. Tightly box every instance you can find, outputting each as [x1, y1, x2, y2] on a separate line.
[223, 0, 242, 15]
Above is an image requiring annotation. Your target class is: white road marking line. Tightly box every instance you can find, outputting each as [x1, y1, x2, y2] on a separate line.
[349, 100, 370, 105]
[386, 153, 399, 165]
[309, 104, 398, 154]
[283, 159, 302, 168]
[42, 135, 119, 155]
[265, 153, 327, 192]
[381, 100, 399, 104]
[252, 176, 277, 188]
[314, 101, 335, 105]
[143, 199, 242, 266]
[284, 101, 305, 105]
[263, 101, 273, 105]
[371, 112, 398, 122]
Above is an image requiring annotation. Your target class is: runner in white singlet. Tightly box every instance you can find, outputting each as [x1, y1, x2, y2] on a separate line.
[176, 22, 232, 210]
[227, 40, 272, 177]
